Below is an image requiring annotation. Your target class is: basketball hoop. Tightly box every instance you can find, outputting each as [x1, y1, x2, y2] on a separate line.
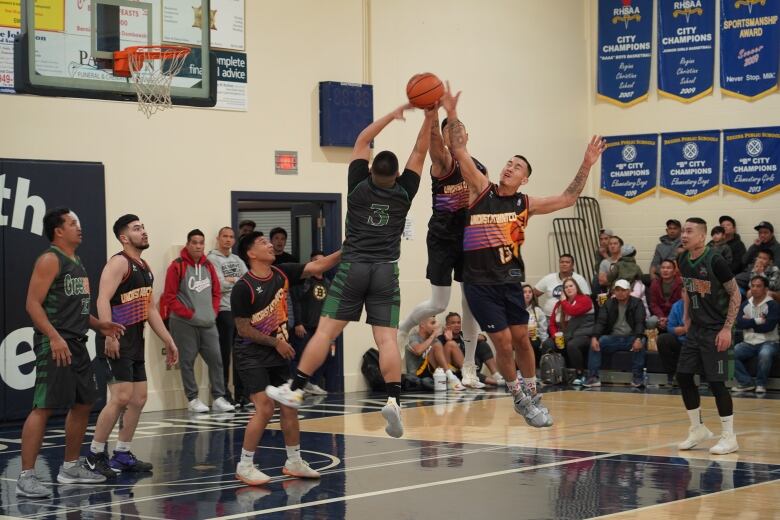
[113, 45, 191, 118]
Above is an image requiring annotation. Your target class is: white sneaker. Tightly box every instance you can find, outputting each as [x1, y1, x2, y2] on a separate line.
[265, 383, 304, 408]
[235, 462, 271, 486]
[756, 385, 767, 394]
[447, 375, 465, 391]
[678, 424, 714, 450]
[188, 398, 209, 413]
[709, 432, 739, 455]
[461, 363, 486, 389]
[381, 397, 404, 438]
[283, 458, 320, 479]
[493, 372, 505, 387]
[212, 397, 235, 412]
[303, 383, 328, 396]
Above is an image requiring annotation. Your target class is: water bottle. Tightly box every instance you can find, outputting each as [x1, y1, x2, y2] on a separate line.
[433, 368, 446, 392]
[643, 368, 649, 388]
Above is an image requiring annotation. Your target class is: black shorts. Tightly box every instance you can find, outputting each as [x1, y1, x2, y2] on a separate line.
[426, 234, 464, 286]
[103, 356, 147, 384]
[239, 364, 290, 396]
[677, 327, 731, 382]
[463, 283, 529, 333]
[321, 262, 400, 327]
[32, 335, 98, 409]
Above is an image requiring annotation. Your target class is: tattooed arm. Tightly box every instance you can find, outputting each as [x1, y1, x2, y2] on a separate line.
[716, 278, 741, 352]
[428, 106, 454, 178]
[234, 317, 295, 359]
[527, 135, 606, 216]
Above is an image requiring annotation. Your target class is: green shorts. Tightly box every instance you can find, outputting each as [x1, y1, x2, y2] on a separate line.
[321, 262, 400, 327]
[32, 334, 98, 409]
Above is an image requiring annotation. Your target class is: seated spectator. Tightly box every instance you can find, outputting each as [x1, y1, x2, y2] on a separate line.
[607, 244, 643, 289]
[596, 235, 623, 293]
[629, 277, 655, 328]
[656, 299, 686, 385]
[649, 259, 683, 332]
[406, 317, 444, 389]
[707, 226, 733, 268]
[719, 215, 746, 275]
[440, 312, 503, 387]
[743, 221, 780, 268]
[732, 275, 779, 394]
[523, 284, 549, 364]
[650, 219, 683, 280]
[738, 249, 780, 296]
[594, 228, 614, 270]
[535, 254, 591, 318]
[584, 279, 647, 388]
[543, 277, 594, 385]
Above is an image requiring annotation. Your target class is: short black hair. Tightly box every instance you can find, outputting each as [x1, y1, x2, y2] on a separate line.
[238, 219, 255, 229]
[43, 207, 70, 241]
[238, 231, 263, 264]
[711, 225, 725, 236]
[719, 215, 736, 227]
[560, 253, 574, 264]
[187, 229, 204, 242]
[269, 227, 287, 240]
[686, 217, 707, 232]
[661, 258, 677, 268]
[113, 214, 140, 239]
[514, 155, 533, 177]
[445, 312, 461, 322]
[750, 274, 768, 287]
[218, 226, 234, 235]
[757, 248, 775, 261]
[371, 151, 399, 177]
[310, 249, 325, 259]
[609, 235, 624, 246]
[666, 219, 681, 228]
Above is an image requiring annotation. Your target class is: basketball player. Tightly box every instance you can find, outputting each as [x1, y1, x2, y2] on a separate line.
[266, 104, 434, 438]
[676, 217, 741, 455]
[397, 107, 488, 389]
[87, 214, 179, 477]
[16, 208, 125, 497]
[232, 232, 340, 485]
[441, 83, 605, 427]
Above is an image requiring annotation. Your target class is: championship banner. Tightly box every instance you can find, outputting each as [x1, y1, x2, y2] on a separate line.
[657, 0, 715, 102]
[597, 0, 652, 107]
[723, 127, 780, 199]
[600, 134, 658, 202]
[720, 0, 780, 101]
[660, 131, 720, 201]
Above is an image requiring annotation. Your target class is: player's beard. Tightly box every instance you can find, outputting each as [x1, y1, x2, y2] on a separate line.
[132, 237, 150, 251]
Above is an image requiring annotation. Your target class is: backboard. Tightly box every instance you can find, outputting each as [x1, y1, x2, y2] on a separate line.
[14, 0, 217, 107]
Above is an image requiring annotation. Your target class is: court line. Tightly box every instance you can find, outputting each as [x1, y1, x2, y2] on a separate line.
[588, 478, 780, 519]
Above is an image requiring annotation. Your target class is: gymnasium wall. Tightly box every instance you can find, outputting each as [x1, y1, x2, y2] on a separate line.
[585, 0, 780, 269]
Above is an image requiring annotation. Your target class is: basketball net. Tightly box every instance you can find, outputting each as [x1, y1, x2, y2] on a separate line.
[127, 46, 190, 118]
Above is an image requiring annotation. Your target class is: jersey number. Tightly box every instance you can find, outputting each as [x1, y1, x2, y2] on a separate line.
[690, 294, 700, 310]
[368, 204, 390, 227]
[497, 245, 514, 265]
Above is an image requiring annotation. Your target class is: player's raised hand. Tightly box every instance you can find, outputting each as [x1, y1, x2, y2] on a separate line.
[440, 82, 461, 113]
[424, 102, 439, 119]
[391, 103, 414, 121]
[584, 135, 607, 166]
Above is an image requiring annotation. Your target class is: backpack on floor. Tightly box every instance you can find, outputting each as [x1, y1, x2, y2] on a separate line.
[361, 348, 385, 391]
[540, 352, 566, 385]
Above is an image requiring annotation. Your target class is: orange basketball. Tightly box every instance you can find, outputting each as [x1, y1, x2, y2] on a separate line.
[406, 73, 444, 109]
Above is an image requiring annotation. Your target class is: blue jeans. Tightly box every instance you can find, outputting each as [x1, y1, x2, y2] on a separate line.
[734, 341, 779, 387]
[588, 335, 646, 380]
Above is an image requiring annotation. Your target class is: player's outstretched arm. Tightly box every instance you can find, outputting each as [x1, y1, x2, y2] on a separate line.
[303, 250, 342, 278]
[441, 82, 489, 198]
[404, 107, 436, 176]
[428, 104, 453, 178]
[528, 135, 606, 216]
[351, 104, 414, 163]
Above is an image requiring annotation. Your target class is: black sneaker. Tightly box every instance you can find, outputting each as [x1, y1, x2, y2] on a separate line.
[85, 451, 117, 479]
[109, 450, 153, 473]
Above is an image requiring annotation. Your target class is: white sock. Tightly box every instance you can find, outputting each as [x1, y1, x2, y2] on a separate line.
[20, 469, 34, 478]
[687, 408, 702, 427]
[493, 371, 504, 381]
[240, 448, 254, 465]
[506, 378, 522, 394]
[63, 460, 78, 469]
[720, 415, 734, 435]
[90, 440, 106, 455]
[524, 376, 537, 394]
[286, 444, 302, 462]
[461, 291, 478, 364]
[445, 369, 458, 380]
[115, 440, 131, 452]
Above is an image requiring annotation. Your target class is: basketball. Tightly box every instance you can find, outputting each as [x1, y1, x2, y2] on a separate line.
[406, 73, 444, 109]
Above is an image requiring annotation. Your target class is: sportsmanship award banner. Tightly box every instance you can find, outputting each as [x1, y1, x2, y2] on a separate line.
[720, 1, 780, 100]
[601, 134, 658, 202]
[657, 0, 715, 102]
[597, 0, 652, 107]
[723, 127, 780, 199]
[661, 131, 720, 200]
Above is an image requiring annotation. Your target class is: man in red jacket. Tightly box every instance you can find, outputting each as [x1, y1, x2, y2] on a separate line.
[649, 259, 683, 332]
[162, 229, 234, 413]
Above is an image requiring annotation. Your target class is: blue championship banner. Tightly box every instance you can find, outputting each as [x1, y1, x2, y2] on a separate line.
[597, 0, 653, 107]
[601, 134, 658, 202]
[657, 0, 715, 102]
[660, 131, 720, 200]
[720, 0, 780, 101]
[723, 127, 780, 199]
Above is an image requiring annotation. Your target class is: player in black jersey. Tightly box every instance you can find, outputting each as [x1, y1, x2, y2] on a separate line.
[676, 217, 742, 455]
[17, 208, 124, 498]
[397, 110, 488, 389]
[441, 83, 605, 427]
[86, 215, 180, 477]
[232, 232, 340, 486]
[267, 103, 434, 439]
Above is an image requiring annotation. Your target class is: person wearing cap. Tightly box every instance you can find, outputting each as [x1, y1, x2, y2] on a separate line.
[238, 220, 257, 239]
[718, 216, 746, 274]
[583, 279, 647, 388]
[607, 244, 643, 288]
[650, 219, 683, 280]
[743, 221, 780, 269]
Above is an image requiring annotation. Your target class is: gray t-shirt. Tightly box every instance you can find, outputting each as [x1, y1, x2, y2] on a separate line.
[405, 331, 438, 376]
[613, 302, 632, 336]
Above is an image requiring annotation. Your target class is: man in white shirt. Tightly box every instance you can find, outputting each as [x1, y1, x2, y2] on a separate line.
[534, 254, 591, 317]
